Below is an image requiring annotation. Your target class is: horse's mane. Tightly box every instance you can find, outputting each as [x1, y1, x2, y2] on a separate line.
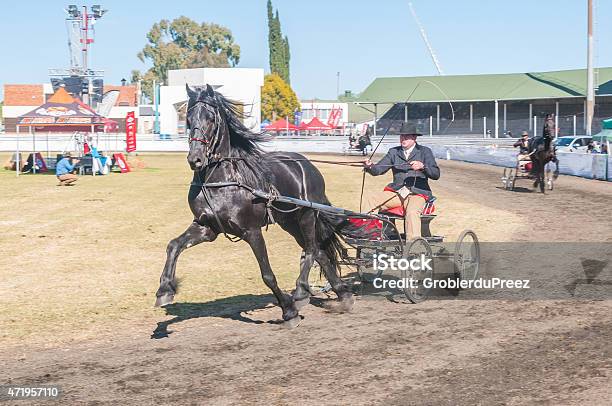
[190, 87, 272, 189]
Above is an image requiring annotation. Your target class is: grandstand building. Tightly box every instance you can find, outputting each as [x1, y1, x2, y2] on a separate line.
[356, 67, 612, 137]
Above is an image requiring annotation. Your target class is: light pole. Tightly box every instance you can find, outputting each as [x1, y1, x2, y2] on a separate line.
[586, 0, 595, 136]
[336, 72, 340, 99]
[153, 80, 161, 134]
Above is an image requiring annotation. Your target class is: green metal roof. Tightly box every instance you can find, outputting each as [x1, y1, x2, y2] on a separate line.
[357, 67, 612, 104]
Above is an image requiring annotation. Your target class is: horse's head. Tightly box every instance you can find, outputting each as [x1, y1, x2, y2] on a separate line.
[186, 84, 222, 170]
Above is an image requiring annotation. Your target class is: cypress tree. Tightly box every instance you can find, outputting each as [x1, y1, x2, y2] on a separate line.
[267, 1, 290, 84]
[267, 0, 277, 76]
[283, 36, 290, 85]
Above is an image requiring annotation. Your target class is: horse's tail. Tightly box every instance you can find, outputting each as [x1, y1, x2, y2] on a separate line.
[316, 207, 376, 274]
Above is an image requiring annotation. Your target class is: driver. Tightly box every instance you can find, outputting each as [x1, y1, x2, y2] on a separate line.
[358, 131, 371, 151]
[363, 122, 440, 240]
[514, 131, 531, 163]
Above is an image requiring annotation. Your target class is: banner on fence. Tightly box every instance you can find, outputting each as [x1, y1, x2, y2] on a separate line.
[125, 112, 137, 153]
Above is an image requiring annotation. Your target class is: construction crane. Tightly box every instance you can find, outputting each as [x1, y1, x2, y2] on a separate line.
[408, 2, 444, 75]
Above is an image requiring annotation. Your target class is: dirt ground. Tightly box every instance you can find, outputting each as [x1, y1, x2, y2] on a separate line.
[0, 153, 610, 405]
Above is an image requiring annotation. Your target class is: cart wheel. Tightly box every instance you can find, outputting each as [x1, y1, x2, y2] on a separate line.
[356, 248, 383, 282]
[501, 168, 508, 188]
[454, 230, 480, 284]
[402, 237, 434, 303]
[509, 169, 517, 190]
[503, 169, 514, 190]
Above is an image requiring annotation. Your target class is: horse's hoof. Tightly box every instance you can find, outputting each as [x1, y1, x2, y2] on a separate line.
[294, 297, 311, 311]
[326, 295, 355, 313]
[282, 316, 302, 329]
[155, 293, 175, 307]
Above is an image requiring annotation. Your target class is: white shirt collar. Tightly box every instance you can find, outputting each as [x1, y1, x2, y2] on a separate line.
[403, 144, 415, 159]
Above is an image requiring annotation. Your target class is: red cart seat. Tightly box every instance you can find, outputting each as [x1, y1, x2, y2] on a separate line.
[379, 186, 436, 217]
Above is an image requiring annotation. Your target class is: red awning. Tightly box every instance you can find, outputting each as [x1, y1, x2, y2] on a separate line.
[264, 118, 298, 131]
[302, 117, 331, 131]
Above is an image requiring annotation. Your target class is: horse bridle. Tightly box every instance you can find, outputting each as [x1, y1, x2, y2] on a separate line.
[188, 100, 223, 153]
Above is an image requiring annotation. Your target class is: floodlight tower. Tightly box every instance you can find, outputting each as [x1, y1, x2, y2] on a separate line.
[50, 4, 107, 105]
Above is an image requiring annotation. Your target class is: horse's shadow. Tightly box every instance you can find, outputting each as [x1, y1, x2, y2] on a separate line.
[151, 294, 278, 339]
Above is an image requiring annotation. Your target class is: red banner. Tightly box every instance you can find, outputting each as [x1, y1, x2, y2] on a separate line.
[125, 111, 137, 152]
[113, 153, 131, 173]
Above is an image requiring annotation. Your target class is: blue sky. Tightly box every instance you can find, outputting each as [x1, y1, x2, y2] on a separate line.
[0, 0, 610, 100]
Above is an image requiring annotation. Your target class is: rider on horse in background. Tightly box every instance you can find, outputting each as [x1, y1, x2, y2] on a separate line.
[363, 122, 440, 240]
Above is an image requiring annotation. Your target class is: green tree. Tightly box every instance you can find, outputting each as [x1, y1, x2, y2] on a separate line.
[133, 16, 240, 100]
[282, 35, 290, 84]
[267, 1, 290, 84]
[261, 73, 299, 121]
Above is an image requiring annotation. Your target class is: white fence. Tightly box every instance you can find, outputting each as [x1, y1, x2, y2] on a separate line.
[1, 133, 609, 181]
[429, 145, 610, 181]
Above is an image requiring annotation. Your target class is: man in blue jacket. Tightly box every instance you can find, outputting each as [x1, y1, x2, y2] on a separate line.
[363, 122, 440, 239]
[55, 152, 80, 186]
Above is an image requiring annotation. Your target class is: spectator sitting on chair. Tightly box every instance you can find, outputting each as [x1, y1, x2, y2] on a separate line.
[55, 152, 80, 186]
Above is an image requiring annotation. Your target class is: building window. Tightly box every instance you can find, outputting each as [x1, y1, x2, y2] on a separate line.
[302, 109, 312, 121]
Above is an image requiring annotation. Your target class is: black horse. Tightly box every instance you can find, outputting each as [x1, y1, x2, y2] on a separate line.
[530, 120, 560, 193]
[530, 147, 558, 193]
[155, 84, 355, 327]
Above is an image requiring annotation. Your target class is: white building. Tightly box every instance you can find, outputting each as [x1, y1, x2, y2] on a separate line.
[298, 100, 349, 127]
[159, 68, 265, 135]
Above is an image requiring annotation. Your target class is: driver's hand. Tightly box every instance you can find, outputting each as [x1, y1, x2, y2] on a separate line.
[364, 159, 373, 168]
[409, 160, 424, 171]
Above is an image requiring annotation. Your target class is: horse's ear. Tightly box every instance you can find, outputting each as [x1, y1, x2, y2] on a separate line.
[205, 84, 215, 97]
[186, 84, 197, 100]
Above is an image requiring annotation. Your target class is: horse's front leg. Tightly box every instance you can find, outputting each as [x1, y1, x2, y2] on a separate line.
[244, 228, 300, 326]
[155, 221, 217, 307]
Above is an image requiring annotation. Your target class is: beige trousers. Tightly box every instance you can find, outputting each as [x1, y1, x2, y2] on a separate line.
[57, 173, 78, 186]
[364, 190, 426, 239]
